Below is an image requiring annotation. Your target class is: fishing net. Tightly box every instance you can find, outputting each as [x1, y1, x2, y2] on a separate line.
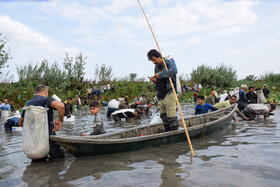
[22, 105, 49, 159]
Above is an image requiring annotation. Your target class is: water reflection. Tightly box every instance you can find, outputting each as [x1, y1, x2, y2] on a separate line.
[21, 142, 194, 186]
[1, 105, 280, 186]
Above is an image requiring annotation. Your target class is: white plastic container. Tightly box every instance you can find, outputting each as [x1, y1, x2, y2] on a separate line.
[12, 126, 22, 131]
[52, 94, 62, 102]
[64, 115, 75, 122]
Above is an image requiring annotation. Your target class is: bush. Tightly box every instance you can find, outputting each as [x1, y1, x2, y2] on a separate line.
[190, 64, 237, 88]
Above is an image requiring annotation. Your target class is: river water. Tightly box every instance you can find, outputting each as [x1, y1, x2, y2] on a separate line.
[0, 105, 280, 187]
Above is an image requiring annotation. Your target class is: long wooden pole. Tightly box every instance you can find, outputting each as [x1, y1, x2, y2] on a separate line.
[137, 0, 194, 156]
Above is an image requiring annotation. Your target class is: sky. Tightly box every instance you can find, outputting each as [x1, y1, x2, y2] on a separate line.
[0, 0, 280, 82]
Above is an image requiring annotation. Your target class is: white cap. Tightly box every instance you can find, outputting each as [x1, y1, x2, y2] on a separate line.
[241, 84, 247, 88]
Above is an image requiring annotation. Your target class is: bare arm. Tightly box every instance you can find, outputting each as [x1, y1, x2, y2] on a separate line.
[51, 100, 65, 132]
[236, 109, 249, 120]
[19, 117, 24, 127]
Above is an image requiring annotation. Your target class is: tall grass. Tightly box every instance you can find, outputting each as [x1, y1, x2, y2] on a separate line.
[191, 64, 237, 88]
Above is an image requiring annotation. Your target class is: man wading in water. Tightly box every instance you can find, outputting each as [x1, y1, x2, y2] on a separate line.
[19, 84, 65, 161]
[147, 49, 179, 131]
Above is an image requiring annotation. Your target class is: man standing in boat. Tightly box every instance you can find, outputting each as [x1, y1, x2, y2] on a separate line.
[147, 49, 179, 132]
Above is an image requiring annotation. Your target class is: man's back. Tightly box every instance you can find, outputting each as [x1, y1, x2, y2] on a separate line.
[22, 95, 55, 135]
[214, 100, 230, 108]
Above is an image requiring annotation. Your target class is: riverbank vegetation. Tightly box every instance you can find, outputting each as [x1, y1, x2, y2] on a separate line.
[1, 33, 279, 109]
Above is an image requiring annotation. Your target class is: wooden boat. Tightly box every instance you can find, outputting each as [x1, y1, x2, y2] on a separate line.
[51, 104, 237, 157]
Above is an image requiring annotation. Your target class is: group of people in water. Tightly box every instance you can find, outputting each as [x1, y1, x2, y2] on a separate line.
[1, 49, 277, 162]
[194, 84, 276, 121]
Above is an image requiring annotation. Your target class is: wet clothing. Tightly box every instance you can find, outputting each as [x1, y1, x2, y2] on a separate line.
[214, 101, 247, 120]
[90, 112, 106, 135]
[21, 95, 55, 136]
[154, 57, 178, 132]
[195, 103, 218, 115]
[136, 105, 151, 117]
[21, 95, 64, 159]
[4, 117, 19, 131]
[118, 98, 128, 109]
[158, 93, 177, 118]
[246, 92, 258, 104]
[64, 103, 73, 118]
[244, 104, 271, 120]
[111, 109, 137, 122]
[107, 99, 119, 117]
[263, 88, 270, 98]
[107, 108, 118, 117]
[238, 89, 248, 111]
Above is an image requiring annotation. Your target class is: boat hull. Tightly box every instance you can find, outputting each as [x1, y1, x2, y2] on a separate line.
[58, 116, 231, 157]
[51, 105, 236, 157]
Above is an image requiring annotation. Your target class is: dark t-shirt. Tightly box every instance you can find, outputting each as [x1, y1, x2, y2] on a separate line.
[64, 103, 73, 116]
[155, 65, 170, 100]
[263, 88, 270, 98]
[21, 95, 55, 136]
[246, 92, 258, 104]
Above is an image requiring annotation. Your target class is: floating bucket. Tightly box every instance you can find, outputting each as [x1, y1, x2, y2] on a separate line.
[64, 115, 75, 122]
[12, 126, 22, 131]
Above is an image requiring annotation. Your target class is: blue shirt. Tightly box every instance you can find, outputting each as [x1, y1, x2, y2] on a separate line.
[0, 103, 11, 111]
[238, 89, 248, 103]
[21, 95, 55, 135]
[195, 103, 218, 115]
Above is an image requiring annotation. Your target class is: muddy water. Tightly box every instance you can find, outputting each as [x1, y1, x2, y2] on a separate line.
[0, 105, 280, 186]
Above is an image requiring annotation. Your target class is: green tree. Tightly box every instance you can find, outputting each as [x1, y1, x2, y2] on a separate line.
[129, 73, 137, 82]
[0, 33, 13, 83]
[16, 61, 46, 81]
[0, 33, 12, 77]
[243, 74, 258, 81]
[94, 63, 113, 84]
[63, 52, 87, 89]
[191, 64, 237, 87]
[73, 52, 86, 83]
[63, 53, 75, 84]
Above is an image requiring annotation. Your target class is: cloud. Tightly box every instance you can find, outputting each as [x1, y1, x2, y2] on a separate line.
[219, 27, 243, 36]
[33, 0, 258, 45]
[263, 8, 280, 29]
[262, 36, 280, 46]
[38, 0, 105, 25]
[137, 0, 257, 38]
[0, 15, 81, 65]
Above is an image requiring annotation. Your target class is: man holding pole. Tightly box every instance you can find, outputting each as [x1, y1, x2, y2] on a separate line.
[148, 49, 178, 132]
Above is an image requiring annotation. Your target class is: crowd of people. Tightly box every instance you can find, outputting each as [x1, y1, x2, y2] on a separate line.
[193, 84, 276, 121]
[2, 48, 278, 163]
[86, 84, 115, 100]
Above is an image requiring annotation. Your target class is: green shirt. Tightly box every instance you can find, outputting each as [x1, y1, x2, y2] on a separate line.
[214, 100, 246, 120]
